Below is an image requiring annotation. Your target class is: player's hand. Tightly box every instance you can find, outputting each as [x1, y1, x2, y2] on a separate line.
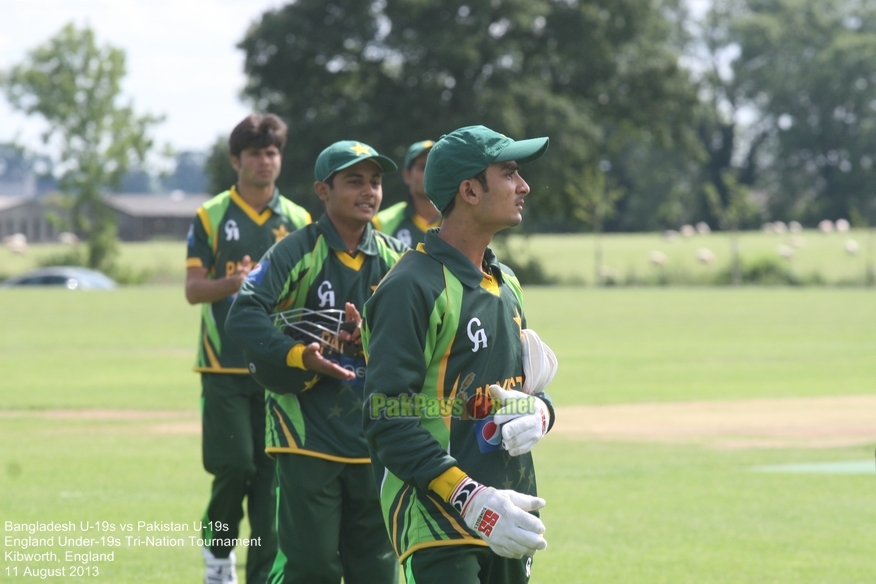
[339, 302, 362, 345]
[489, 384, 550, 456]
[450, 477, 547, 558]
[230, 255, 253, 290]
[301, 342, 355, 380]
[521, 328, 558, 395]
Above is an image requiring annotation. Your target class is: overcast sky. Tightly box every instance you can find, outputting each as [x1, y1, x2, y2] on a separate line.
[1, 0, 712, 161]
[0, 0, 284, 157]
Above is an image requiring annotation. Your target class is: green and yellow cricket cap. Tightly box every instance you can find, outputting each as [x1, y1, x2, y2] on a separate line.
[314, 140, 398, 182]
[403, 140, 435, 169]
[423, 125, 549, 212]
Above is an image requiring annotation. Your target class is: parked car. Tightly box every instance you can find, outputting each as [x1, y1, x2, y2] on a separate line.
[1, 267, 117, 290]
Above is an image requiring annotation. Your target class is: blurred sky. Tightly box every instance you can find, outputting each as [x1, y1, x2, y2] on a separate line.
[0, 0, 284, 158]
[1, 0, 711, 161]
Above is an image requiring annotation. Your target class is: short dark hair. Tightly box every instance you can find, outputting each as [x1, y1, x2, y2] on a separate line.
[441, 168, 488, 217]
[229, 114, 288, 158]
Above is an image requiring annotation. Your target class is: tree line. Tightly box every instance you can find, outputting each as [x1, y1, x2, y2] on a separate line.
[3, 0, 876, 272]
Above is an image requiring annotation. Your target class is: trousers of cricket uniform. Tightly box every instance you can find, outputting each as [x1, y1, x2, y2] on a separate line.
[267, 454, 398, 584]
[404, 545, 533, 584]
[201, 373, 278, 583]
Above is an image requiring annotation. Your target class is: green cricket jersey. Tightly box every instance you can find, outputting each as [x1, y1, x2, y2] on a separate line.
[361, 229, 555, 561]
[187, 186, 311, 373]
[225, 214, 408, 462]
[372, 201, 440, 247]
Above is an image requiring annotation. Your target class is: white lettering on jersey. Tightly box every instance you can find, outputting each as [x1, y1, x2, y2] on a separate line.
[224, 219, 240, 241]
[317, 280, 336, 308]
[396, 229, 412, 246]
[466, 317, 488, 352]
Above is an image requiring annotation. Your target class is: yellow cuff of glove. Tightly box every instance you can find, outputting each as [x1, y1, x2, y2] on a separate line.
[286, 344, 306, 370]
[429, 466, 468, 502]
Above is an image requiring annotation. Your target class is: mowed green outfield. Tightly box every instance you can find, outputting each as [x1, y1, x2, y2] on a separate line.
[0, 286, 874, 583]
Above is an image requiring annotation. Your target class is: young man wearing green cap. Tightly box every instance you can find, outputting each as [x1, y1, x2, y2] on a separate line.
[361, 126, 559, 583]
[186, 113, 311, 584]
[372, 139, 441, 246]
[225, 140, 408, 584]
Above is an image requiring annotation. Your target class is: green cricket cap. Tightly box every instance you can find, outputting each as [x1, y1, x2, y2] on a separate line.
[314, 140, 398, 182]
[423, 125, 549, 212]
[403, 140, 435, 169]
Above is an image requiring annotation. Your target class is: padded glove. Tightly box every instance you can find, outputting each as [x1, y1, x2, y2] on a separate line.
[449, 477, 547, 558]
[489, 384, 550, 456]
[521, 328, 558, 395]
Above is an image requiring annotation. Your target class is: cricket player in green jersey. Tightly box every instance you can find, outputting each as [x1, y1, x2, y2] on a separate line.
[372, 140, 441, 246]
[225, 140, 408, 584]
[186, 114, 311, 584]
[362, 126, 559, 584]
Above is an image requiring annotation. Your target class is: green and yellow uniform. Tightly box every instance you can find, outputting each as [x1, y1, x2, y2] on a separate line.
[372, 201, 440, 247]
[186, 186, 310, 583]
[225, 214, 408, 584]
[361, 229, 555, 582]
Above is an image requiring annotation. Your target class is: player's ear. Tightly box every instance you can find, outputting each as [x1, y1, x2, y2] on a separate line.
[230, 156, 241, 172]
[459, 180, 480, 207]
[314, 181, 330, 202]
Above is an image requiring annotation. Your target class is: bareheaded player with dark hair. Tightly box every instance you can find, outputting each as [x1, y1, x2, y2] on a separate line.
[372, 139, 441, 246]
[185, 113, 311, 584]
[225, 140, 408, 584]
[361, 125, 559, 584]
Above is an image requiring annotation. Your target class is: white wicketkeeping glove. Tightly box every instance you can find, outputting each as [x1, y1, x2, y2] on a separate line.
[521, 328, 558, 395]
[489, 384, 550, 456]
[449, 477, 547, 559]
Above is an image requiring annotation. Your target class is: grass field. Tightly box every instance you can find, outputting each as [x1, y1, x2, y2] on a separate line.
[1, 286, 874, 583]
[2, 227, 875, 286]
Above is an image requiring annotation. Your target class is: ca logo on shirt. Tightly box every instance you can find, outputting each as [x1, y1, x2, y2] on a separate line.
[396, 229, 412, 246]
[466, 317, 488, 352]
[224, 219, 240, 241]
[317, 281, 336, 307]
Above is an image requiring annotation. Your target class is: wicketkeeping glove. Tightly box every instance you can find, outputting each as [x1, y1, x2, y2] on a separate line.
[449, 477, 547, 559]
[489, 384, 550, 456]
[521, 328, 558, 395]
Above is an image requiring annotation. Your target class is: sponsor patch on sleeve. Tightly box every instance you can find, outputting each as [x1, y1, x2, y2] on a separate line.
[246, 260, 270, 286]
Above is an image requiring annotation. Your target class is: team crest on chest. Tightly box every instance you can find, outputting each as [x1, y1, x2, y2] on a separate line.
[317, 280, 336, 307]
[466, 317, 488, 352]
[224, 219, 240, 241]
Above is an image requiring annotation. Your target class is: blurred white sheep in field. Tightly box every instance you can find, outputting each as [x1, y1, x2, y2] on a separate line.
[695, 221, 711, 235]
[680, 224, 695, 237]
[4, 233, 28, 255]
[58, 232, 79, 245]
[696, 247, 716, 264]
[761, 222, 775, 233]
[789, 221, 803, 233]
[835, 218, 850, 232]
[818, 219, 834, 233]
[845, 239, 860, 255]
[789, 236, 805, 248]
[663, 229, 679, 242]
[648, 251, 668, 266]
[773, 221, 788, 234]
[777, 244, 794, 259]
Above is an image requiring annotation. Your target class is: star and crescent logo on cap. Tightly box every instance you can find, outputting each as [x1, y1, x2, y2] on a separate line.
[350, 142, 373, 157]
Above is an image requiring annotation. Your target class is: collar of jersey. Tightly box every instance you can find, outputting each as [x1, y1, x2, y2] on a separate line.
[230, 185, 285, 224]
[423, 228, 504, 289]
[316, 213, 380, 256]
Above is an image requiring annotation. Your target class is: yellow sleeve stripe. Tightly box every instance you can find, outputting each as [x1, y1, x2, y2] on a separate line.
[186, 257, 203, 268]
[429, 466, 467, 502]
[286, 344, 306, 369]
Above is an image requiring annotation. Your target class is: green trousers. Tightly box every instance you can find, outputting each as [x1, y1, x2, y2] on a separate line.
[201, 373, 277, 583]
[404, 545, 533, 584]
[267, 454, 398, 584]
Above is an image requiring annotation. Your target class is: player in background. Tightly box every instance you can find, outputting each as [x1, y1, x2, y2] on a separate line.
[225, 140, 408, 584]
[372, 139, 441, 246]
[185, 114, 311, 584]
[361, 125, 559, 584]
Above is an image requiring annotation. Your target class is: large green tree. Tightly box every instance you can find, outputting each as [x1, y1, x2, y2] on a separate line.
[236, 0, 700, 230]
[1, 23, 162, 268]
